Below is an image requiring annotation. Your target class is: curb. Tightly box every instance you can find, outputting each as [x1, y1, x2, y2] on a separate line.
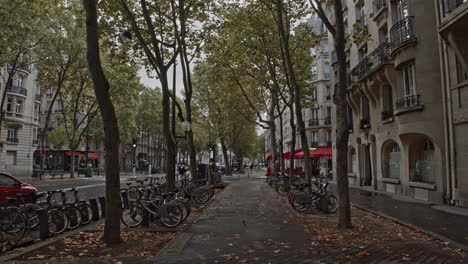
[352, 203, 468, 252]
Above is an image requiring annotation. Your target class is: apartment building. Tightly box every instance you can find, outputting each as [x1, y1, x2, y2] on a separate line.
[0, 64, 41, 176]
[435, 0, 468, 206]
[329, 0, 446, 203]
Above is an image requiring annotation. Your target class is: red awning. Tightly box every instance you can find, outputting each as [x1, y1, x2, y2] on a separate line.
[294, 148, 332, 159]
[310, 147, 332, 158]
[88, 152, 100, 160]
[65, 151, 82, 155]
[267, 155, 272, 160]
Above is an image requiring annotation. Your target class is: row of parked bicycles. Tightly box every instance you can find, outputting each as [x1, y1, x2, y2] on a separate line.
[0, 188, 94, 249]
[0, 176, 215, 250]
[120, 176, 215, 228]
[267, 174, 338, 213]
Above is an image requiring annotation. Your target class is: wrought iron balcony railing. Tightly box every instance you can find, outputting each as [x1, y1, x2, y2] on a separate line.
[310, 141, 319, 148]
[324, 117, 332, 125]
[7, 138, 19, 143]
[7, 85, 28, 96]
[373, 0, 386, 15]
[445, 0, 467, 14]
[395, 94, 421, 110]
[390, 16, 416, 48]
[308, 119, 319, 127]
[351, 42, 391, 81]
[381, 109, 394, 121]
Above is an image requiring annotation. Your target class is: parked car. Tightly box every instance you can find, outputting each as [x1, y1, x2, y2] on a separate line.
[0, 172, 38, 205]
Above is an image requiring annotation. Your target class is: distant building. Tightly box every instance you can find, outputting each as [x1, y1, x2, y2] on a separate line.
[0, 63, 41, 176]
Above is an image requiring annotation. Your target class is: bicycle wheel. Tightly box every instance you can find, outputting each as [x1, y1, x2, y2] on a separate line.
[291, 195, 309, 212]
[1, 208, 26, 245]
[326, 194, 338, 213]
[64, 206, 82, 230]
[121, 205, 144, 227]
[22, 204, 42, 230]
[276, 184, 289, 197]
[48, 209, 68, 235]
[78, 202, 94, 225]
[159, 204, 183, 228]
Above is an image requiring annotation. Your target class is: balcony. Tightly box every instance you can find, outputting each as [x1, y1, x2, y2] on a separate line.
[390, 17, 416, 51]
[395, 94, 424, 114]
[360, 118, 371, 129]
[373, 0, 386, 18]
[7, 138, 19, 143]
[381, 109, 394, 121]
[351, 42, 392, 81]
[310, 141, 319, 148]
[445, 0, 467, 14]
[7, 85, 28, 97]
[308, 119, 319, 127]
[324, 117, 332, 125]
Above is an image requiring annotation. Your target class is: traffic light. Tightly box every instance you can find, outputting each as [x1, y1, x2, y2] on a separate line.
[132, 138, 137, 148]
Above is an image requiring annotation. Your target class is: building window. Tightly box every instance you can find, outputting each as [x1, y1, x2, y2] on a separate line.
[326, 130, 332, 146]
[382, 141, 401, 179]
[456, 57, 468, 84]
[410, 138, 435, 183]
[311, 131, 318, 146]
[326, 86, 331, 100]
[34, 103, 40, 119]
[311, 65, 318, 80]
[7, 128, 18, 142]
[382, 85, 394, 120]
[347, 106, 354, 129]
[323, 43, 329, 56]
[15, 99, 23, 114]
[397, 0, 409, 21]
[324, 63, 331, 78]
[6, 97, 13, 112]
[401, 62, 416, 96]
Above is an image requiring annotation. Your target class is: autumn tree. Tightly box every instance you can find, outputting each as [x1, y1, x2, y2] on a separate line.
[309, 0, 352, 228]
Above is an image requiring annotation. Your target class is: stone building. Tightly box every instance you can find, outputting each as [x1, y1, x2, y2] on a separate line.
[330, 0, 447, 203]
[0, 64, 41, 176]
[435, 0, 468, 206]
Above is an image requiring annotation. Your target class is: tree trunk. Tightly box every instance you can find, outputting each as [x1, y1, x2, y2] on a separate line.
[268, 98, 279, 177]
[83, 0, 121, 245]
[332, 0, 352, 228]
[160, 72, 177, 191]
[220, 138, 231, 176]
[288, 104, 295, 179]
[276, 97, 286, 180]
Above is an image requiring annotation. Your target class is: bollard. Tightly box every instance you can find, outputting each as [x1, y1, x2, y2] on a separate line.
[121, 191, 129, 208]
[37, 209, 49, 240]
[142, 210, 150, 227]
[89, 198, 100, 221]
[319, 196, 330, 213]
[98, 196, 106, 218]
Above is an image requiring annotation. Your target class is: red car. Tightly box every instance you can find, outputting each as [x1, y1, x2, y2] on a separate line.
[0, 172, 38, 205]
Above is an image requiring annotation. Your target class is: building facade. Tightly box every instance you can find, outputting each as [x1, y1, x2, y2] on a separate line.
[0, 64, 41, 176]
[435, 0, 468, 206]
[330, 0, 447, 203]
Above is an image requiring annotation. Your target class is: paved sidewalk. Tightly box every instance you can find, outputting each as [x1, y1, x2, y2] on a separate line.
[348, 187, 468, 250]
[154, 177, 467, 264]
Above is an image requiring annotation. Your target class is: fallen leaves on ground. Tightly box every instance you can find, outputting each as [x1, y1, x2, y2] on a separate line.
[16, 231, 176, 261]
